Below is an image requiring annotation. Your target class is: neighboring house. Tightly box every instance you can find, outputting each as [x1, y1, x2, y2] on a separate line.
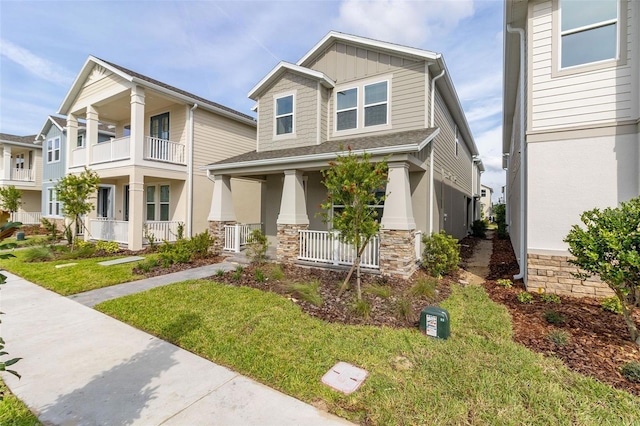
[36, 115, 114, 229]
[480, 184, 493, 220]
[205, 31, 482, 278]
[55, 56, 259, 250]
[0, 133, 42, 224]
[503, 0, 639, 296]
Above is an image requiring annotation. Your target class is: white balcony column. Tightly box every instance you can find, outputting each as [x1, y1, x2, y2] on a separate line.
[127, 171, 145, 250]
[381, 161, 416, 230]
[85, 105, 99, 165]
[277, 170, 309, 225]
[130, 86, 146, 163]
[66, 114, 78, 171]
[208, 174, 236, 222]
[2, 145, 11, 180]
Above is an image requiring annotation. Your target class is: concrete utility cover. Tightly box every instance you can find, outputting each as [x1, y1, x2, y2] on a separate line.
[321, 362, 368, 395]
[98, 256, 144, 266]
[55, 263, 78, 269]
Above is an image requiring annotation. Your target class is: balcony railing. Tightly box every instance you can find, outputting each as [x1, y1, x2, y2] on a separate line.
[144, 221, 183, 243]
[89, 218, 128, 244]
[9, 168, 34, 181]
[10, 211, 41, 225]
[145, 137, 186, 165]
[92, 137, 130, 164]
[71, 147, 86, 167]
[298, 230, 380, 269]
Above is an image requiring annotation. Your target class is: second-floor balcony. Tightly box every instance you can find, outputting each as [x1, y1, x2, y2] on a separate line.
[10, 168, 34, 181]
[71, 136, 186, 168]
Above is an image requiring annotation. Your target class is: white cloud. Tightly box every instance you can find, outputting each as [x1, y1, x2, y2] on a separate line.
[0, 39, 73, 87]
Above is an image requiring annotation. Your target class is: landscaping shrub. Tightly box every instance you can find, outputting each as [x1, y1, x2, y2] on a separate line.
[95, 241, 120, 254]
[215, 269, 225, 277]
[471, 219, 487, 238]
[40, 217, 59, 241]
[254, 268, 265, 282]
[421, 231, 460, 277]
[540, 293, 562, 304]
[287, 280, 323, 306]
[364, 283, 391, 298]
[543, 310, 566, 325]
[136, 258, 159, 274]
[394, 298, 412, 322]
[496, 278, 512, 288]
[410, 277, 437, 299]
[494, 204, 508, 239]
[268, 264, 285, 281]
[246, 229, 269, 264]
[601, 295, 623, 314]
[233, 265, 244, 280]
[58, 244, 96, 260]
[189, 231, 215, 259]
[517, 291, 534, 304]
[23, 246, 53, 262]
[351, 298, 371, 318]
[547, 329, 571, 346]
[621, 361, 640, 383]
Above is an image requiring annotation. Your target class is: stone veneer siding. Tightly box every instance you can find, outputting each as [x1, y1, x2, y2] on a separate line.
[379, 229, 418, 279]
[209, 220, 236, 254]
[527, 253, 613, 298]
[277, 223, 308, 264]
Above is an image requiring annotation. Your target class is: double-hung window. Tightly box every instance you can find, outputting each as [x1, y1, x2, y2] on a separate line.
[336, 88, 358, 130]
[77, 134, 85, 148]
[275, 95, 294, 135]
[47, 137, 60, 163]
[47, 188, 61, 217]
[146, 184, 170, 221]
[364, 81, 388, 127]
[560, 0, 618, 68]
[335, 78, 389, 134]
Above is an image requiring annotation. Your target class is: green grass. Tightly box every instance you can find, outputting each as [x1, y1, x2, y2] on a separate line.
[286, 280, 323, 306]
[97, 281, 640, 425]
[0, 250, 146, 295]
[1, 235, 49, 249]
[0, 379, 40, 425]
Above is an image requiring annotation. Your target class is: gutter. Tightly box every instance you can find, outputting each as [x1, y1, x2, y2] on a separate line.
[187, 104, 198, 238]
[429, 68, 446, 235]
[507, 24, 527, 286]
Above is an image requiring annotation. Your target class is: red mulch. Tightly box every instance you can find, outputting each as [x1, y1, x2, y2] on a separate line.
[485, 235, 640, 396]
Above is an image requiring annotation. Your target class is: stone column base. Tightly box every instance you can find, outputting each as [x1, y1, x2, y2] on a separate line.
[277, 223, 308, 264]
[209, 220, 236, 254]
[379, 229, 418, 279]
[527, 253, 613, 298]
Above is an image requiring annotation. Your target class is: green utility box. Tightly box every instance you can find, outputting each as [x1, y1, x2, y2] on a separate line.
[15, 232, 25, 241]
[419, 306, 450, 339]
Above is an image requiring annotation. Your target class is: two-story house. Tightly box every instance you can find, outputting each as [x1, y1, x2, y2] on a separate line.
[205, 31, 482, 278]
[503, 0, 639, 296]
[55, 56, 260, 250]
[480, 184, 493, 220]
[0, 133, 42, 224]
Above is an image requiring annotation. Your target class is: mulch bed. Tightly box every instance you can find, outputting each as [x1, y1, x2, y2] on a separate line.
[484, 235, 640, 396]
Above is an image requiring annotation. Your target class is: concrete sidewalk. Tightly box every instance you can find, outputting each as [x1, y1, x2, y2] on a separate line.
[0, 271, 353, 425]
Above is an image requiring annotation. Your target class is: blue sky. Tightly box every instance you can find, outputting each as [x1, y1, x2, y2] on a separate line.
[0, 0, 505, 199]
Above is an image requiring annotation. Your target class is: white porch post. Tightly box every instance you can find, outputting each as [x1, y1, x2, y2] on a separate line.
[85, 105, 99, 165]
[66, 114, 78, 171]
[381, 162, 416, 230]
[130, 86, 146, 163]
[2, 145, 11, 180]
[208, 175, 236, 222]
[127, 171, 145, 250]
[277, 170, 309, 264]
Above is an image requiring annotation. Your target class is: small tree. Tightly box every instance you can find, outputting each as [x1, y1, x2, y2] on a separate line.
[564, 197, 640, 346]
[54, 167, 100, 250]
[0, 186, 22, 213]
[319, 147, 388, 300]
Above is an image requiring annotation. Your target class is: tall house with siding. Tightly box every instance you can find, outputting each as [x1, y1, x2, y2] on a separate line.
[55, 56, 259, 250]
[0, 133, 42, 224]
[503, 0, 640, 296]
[205, 31, 483, 278]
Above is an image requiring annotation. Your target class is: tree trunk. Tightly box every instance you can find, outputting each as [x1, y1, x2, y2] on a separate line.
[337, 239, 370, 298]
[617, 290, 640, 346]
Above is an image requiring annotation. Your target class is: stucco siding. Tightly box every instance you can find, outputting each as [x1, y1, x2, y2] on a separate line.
[258, 72, 319, 152]
[529, 0, 634, 131]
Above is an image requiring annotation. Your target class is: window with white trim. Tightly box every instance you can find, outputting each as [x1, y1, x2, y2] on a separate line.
[336, 88, 358, 130]
[560, 0, 618, 68]
[77, 134, 85, 148]
[47, 188, 61, 217]
[146, 184, 170, 221]
[275, 95, 294, 135]
[334, 78, 390, 134]
[364, 81, 388, 127]
[47, 137, 60, 163]
[481, 189, 487, 197]
[331, 187, 386, 224]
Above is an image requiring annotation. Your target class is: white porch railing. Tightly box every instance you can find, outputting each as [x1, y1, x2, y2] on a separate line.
[10, 211, 41, 225]
[90, 218, 128, 244]
[223, 223, 262, 252]
[145, 137, 186, 165]
[298, 230, 380, 269]
[415, 230, 423, 263]
[71, 147, 86, 167]
[92, 137, 130, 164]
[144, 221, 183, 243]
[10, 168, 34, 181]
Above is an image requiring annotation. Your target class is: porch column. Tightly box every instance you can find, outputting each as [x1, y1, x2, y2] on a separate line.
[85, 105, 99, 166]
[83, 188, 98, 242]
[2, 145, 11, 180]
[130, 86, 146, 163]
[276, 170, 309, 264]
[127, 171, 145, 250]
[379, 162, 418, 278]
[66, 114, 78, 172]
[208, 174, 236, 253]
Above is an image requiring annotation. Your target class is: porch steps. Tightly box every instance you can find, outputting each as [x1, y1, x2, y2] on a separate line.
[98, 256, 145, 266]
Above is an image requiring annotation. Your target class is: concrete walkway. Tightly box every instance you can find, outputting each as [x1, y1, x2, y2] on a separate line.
[0, 270, 353, 425]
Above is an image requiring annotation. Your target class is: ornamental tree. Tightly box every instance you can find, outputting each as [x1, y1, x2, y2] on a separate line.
[319, 147, 388, 300]
[0, 186, 22, 213]
[54, 167, 100, 250]
[564, 197, 640, 346]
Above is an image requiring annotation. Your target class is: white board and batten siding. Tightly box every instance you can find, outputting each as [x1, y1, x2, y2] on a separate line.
[529, 0, 635, 132]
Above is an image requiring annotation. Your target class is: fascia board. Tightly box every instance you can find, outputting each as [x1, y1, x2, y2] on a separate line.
[248, 62, 334, 100]
[1, 140, 41, 149]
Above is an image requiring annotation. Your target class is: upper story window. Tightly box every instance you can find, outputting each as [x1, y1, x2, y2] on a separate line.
[334, 77, 390, 135]
[481, 189, 487, 197]
[455, 127, 460, 157]
[275, 94, 294, 135]
[77, 134, 85, 148]
[47, 137, 60, 163]
[150, 113, 170, 140]
[560, 0, 618, 68]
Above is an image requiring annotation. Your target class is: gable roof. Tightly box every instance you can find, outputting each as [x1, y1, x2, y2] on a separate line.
[0, 133, 39, 148]
[36, 115, 115, 142]
[204, 127, 439, 173]
[58, 56, 256, 126]
[248, 61, 335, 100]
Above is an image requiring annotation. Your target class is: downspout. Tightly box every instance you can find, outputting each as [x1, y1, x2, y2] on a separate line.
[507, 24, 526, 285]
[429, 67, 446, 235]
[188, 103, 198, 238]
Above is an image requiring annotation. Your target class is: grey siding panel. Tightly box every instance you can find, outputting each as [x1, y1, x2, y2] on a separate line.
[42, 126, 66, 181]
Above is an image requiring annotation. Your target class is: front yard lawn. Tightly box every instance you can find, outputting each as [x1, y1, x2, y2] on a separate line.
[96, 279, 640, 425]
[0, 250, 146, 295]
[0, 378, 40, 426]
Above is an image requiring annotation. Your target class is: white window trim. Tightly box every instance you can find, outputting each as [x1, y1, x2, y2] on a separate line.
[335, 86, 359, 131]
[333, 75, 392, 137]
[46, 187, 62, 218]
[364, 81, 390, 128]
[145, 183, 171, 221]
[273, 91, 296, 140]
[77, 134, 85, 148]
[47, 137, 61, 163]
